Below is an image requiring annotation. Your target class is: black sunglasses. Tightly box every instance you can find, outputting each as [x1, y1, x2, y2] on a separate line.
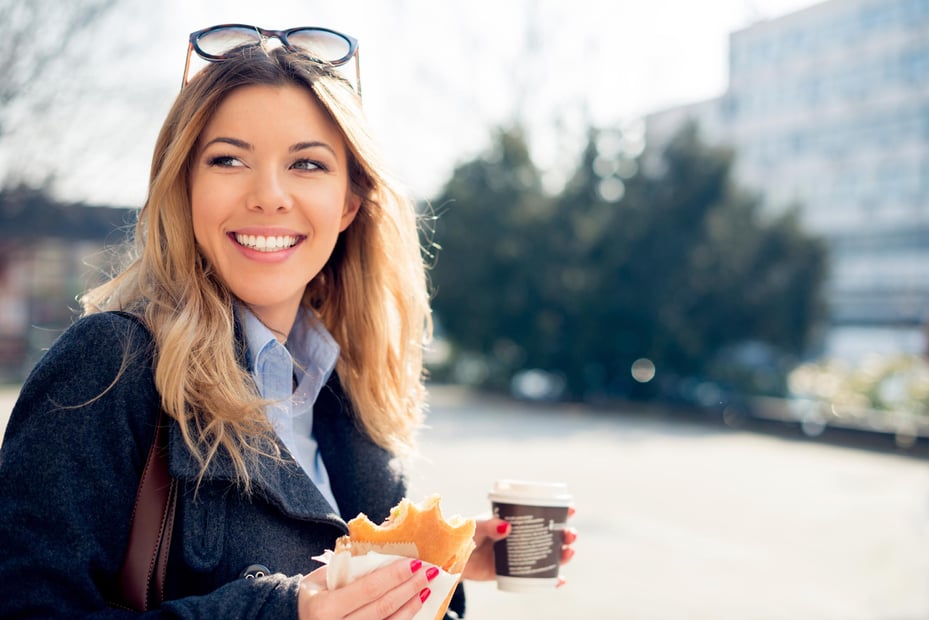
[182, 24, 361, 95]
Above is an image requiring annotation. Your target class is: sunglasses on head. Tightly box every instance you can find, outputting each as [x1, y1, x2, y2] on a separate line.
[182, 24, 361, 95]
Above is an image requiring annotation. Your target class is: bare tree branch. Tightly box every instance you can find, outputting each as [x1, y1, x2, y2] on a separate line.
[0, 0, 117, 137]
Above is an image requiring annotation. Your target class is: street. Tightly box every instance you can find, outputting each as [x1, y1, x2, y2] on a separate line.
[3, 384, 928, 619]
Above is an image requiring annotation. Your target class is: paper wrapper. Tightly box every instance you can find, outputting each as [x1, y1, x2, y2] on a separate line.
[314, 547, 461, 620]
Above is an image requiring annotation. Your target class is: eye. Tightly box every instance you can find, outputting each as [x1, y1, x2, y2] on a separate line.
[292, 159, 328, 172]
[207, 155, 244, 168]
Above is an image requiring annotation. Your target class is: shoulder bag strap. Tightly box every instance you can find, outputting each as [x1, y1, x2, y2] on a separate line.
[115, 409, 178, 611]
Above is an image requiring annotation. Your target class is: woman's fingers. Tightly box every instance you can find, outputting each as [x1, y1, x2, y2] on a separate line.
[383, 584, 432, 620]
[560, 526, 577, 566]
[299, 558, 431, 620]
[471, 517, 511, 542]
[562, 526, 578, 546]
[465, 516, 578, 579]
[342, 559, 429, 620]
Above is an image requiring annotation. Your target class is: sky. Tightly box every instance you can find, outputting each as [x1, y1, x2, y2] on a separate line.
[0, 0, 819, 207]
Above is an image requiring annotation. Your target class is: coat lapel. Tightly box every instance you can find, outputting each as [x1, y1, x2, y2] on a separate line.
[166, 420, 346, 532]
[313, 375, 406, 524]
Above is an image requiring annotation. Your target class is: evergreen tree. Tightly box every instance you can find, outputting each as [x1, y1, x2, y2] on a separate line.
[429, 122, 829, 400]
[429, 127, 550, 387]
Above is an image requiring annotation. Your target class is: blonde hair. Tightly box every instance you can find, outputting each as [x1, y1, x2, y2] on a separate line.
[82, 48, 431, 490]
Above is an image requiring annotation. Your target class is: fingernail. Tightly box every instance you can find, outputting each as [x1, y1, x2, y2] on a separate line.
[419, 587, 431, 603]
[425, 566, 439, 581]
[410, 559, 422, 573]
[496, 522, 510, 535]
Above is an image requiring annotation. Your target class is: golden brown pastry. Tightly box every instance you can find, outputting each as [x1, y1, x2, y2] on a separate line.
[335, 495, 476, 574]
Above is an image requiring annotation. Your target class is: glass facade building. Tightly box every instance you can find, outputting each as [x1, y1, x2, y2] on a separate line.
[645, 0, 929, 328]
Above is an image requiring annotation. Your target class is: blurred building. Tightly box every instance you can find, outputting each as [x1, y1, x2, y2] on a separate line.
[645, 0, 929, 344]
[0, 186, 135, 380]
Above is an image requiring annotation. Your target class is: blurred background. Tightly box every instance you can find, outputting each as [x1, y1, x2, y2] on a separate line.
[1, 0, 928, 618]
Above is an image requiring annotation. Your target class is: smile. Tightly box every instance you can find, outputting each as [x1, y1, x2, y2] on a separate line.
[232, 233, 304, 252]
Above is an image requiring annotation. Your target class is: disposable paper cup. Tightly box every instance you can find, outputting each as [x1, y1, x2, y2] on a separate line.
[488, 479, 572, 592]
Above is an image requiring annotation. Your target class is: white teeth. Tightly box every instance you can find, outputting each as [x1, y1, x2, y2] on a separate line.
[234, 234, 299, 252]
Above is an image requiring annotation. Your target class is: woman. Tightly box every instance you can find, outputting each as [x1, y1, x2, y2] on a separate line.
[0, 26, 574, 619]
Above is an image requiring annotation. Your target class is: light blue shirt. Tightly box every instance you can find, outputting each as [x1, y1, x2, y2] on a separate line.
[240, 305, 341, 514]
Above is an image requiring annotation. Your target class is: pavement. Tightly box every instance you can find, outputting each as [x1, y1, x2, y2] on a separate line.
[3, 384, 929, 619]
[411, 386, 929, 620]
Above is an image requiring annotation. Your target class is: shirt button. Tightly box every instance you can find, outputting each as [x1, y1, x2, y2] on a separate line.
[240, 564, 272, 579]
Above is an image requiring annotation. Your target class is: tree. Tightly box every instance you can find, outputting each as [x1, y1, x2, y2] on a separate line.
[429, 126, 551, 387]
[0, 0, 116, 140]
[429, 121, 829, 400]
[0, 0, 119, 197]
[610, 124, 828, 396]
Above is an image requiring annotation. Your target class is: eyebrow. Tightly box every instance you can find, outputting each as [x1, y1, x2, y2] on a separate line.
[202, 136, 252, 151]
[200, 137, 338, 158]
[290, 141, 337, 157]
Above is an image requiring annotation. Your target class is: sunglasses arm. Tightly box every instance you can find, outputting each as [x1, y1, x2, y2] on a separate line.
[181, 43, 194, 89]
[354, 49, 362, 98]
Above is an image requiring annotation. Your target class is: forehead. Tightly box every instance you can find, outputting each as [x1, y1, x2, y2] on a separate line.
[200, 84, 345, 149]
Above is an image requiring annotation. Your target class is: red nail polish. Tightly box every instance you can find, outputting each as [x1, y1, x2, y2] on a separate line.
[496, 522, 510, 535]
[419, 587, 431, 603]
[425, 566, 439, 581]
[410, 559, 422, 573]
[562, 547, 576, 563]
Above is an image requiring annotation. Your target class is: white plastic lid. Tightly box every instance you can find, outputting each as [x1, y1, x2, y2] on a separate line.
[488, 479, 572, 507]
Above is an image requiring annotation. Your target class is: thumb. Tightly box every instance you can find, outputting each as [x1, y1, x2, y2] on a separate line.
[475, 518, 511, 542]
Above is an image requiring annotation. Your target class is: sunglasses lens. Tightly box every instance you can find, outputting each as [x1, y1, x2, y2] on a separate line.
[287, 29, 354, 65]
[196, 26, 262, 58]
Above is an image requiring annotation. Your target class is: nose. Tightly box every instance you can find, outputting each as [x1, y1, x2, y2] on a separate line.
[248, 167, 293, 213]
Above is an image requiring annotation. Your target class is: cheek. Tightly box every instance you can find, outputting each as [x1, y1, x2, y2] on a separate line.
[189, 204, 228, 273]
[190, 195, 210, 251]
[190, 181, 226, 249]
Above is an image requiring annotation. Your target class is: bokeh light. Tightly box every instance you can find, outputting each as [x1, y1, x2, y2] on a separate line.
[630, 357, 656, 383]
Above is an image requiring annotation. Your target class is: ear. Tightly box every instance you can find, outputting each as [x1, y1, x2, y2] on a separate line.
[339, 193, 362, 232]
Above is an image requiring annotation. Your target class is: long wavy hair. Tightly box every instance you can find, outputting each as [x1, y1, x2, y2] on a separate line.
[82, 47, 431, 490]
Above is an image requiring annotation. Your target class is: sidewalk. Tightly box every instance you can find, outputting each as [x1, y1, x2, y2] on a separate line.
[413, 386, 929, 620]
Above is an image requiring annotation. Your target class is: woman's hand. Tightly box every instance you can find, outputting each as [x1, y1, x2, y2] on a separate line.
[462, 507, 578, 585]
[298, 558, 435, 619]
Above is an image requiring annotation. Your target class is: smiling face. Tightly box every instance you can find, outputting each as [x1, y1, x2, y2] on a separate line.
[190, 84, 360, 337]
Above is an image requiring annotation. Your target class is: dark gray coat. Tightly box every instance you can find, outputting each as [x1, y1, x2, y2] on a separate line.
[0, 312, 456, 618]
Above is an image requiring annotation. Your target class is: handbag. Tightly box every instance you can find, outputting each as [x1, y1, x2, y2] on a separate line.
[110, 409, 178, 611]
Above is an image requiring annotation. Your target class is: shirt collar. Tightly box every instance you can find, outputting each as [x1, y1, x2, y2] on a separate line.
[287, 307, 340, 385]
[239, 304, 340, 388]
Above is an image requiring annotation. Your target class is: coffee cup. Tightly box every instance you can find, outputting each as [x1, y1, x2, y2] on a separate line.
[488, 479, 572, 592]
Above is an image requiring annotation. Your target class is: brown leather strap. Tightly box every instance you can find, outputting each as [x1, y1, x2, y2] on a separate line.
[153, 469, 178, 607]
[115, 411, 177, 611]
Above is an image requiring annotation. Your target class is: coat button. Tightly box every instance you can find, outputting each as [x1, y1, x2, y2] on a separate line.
[240, 564, 271, 579]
